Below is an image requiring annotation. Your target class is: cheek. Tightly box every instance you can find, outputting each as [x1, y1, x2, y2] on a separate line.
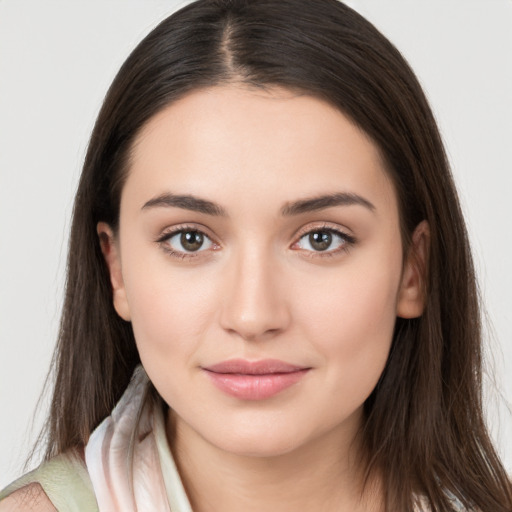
[120, 246, 218, 361]
[293, 253, 402, 393]
[297, 259, 400, 337]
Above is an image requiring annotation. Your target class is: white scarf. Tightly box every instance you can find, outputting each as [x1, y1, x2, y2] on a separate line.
[84, 366, 192, 512]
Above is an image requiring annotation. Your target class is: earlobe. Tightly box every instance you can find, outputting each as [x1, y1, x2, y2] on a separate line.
[396, 220, 430, 319]
[97, 222, 131, 321]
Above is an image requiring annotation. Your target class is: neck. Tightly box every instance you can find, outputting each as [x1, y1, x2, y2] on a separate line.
[168, 412, 383, 512]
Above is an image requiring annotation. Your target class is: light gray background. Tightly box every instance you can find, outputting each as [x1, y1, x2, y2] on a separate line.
[1, 0, 511, 487]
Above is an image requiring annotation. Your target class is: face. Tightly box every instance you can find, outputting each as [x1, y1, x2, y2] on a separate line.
[99, 85, 426, 459]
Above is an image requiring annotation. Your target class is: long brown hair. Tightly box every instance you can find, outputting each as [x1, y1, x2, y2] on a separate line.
[41, 0, 511, 510]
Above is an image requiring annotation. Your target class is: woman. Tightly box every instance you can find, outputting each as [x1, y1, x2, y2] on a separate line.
[1, 0, 511, 510]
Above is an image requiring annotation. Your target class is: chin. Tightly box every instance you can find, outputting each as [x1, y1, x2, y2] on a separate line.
[201, 415, 323, 459]
[214, 433, 305, 459]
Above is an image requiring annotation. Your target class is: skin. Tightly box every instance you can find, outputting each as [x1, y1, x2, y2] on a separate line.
[0, 484, 56, 512]
[98, 85, 428, 512]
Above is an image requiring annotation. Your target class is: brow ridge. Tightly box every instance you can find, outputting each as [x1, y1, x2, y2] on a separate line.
[142, 193, 227, 216]
[142, 191, 375, 217]
[281, 192, 376, 216]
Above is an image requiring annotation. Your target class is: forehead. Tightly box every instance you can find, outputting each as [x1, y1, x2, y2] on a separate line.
[124, 85, 397, 217]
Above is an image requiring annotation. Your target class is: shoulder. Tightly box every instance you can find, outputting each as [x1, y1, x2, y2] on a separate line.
[0, 483, 56, 511]
[0, 451, 97, 512]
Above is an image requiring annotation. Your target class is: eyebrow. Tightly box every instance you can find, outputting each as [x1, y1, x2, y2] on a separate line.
[281, 192, 376, 216]
[141, 191, 375, 216]
[142, 193, 227, 216]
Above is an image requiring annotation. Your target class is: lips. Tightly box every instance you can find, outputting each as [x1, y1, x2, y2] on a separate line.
[202, 359, 310, 400]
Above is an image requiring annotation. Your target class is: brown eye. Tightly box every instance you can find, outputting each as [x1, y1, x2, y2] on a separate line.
[308, 231, 332, 251]
[295, 228, 354, 255]
[162, 229, 214, 254]
[181, 231, 204, 251]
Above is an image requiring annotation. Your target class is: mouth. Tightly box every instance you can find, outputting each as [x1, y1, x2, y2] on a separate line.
[202, 359, 311, 400]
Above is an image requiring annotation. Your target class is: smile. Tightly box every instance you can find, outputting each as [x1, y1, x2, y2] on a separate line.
[202, 359, 311, 400]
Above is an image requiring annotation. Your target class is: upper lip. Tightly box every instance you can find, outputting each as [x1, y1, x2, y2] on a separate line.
[203, 359, 309, 375]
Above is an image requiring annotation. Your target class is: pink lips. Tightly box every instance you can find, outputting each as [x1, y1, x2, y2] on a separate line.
[202, 359, 310, 400]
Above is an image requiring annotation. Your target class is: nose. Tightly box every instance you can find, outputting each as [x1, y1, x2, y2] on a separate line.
[219, 245, 291, 342]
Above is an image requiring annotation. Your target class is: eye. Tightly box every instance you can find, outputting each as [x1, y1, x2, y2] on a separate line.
[159, 228, 214, 255]
[294, 228, 355, 254]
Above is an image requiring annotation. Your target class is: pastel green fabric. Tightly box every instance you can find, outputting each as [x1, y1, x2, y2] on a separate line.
[0, 451, 98, 511]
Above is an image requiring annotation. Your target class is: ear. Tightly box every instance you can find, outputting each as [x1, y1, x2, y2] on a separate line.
[97, 222, 131, 321]
[396, 220, 430, 319]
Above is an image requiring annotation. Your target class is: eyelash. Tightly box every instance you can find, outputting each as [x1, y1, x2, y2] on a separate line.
[155, 223, 356, 260]
[155, 224, 219, 260]
[292, 224, 356, 259]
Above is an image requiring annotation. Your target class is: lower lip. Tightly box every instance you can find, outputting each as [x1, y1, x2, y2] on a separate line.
[204, 369, 310, 400]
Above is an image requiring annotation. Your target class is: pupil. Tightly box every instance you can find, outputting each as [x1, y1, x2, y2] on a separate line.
[181, 231, 203, 251]
[309, 231, 332, 251]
